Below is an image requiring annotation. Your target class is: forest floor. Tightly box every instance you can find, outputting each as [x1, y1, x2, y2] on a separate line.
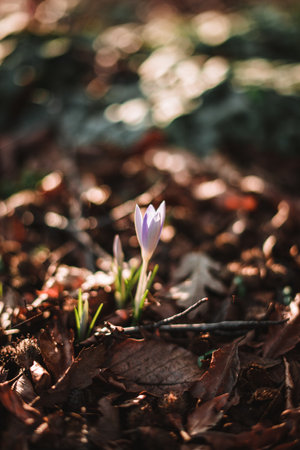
[1, 134, 300, 449]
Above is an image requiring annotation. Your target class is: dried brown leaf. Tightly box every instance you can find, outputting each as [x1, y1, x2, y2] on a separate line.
[191, 339, 241, 401]
[239, 350, 280, 370]
[272, 442, 300, 450]
[283, 360, 300, 407]
[0, 366, 8, 383]
[12, 374, 36, 404]
[45, 265, 91, 291]
[187, 393, 230, 437]
[34, 343, 106, 407]
[39, 320, 74, 381]
[131, 426, 179, 450]
[169, 252, 226, 316]
[0, 382, 41, 425]
[200, 422, 288, 449]
[282, 407, 300, 438]
[108, 338, 201, 395]
[263, 300, 300, 359]
[30, 360, 52, 393]
[89, 397, 121, 447]
[33, 265, 92, 306]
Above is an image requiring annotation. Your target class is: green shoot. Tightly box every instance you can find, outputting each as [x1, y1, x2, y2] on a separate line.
[74, 289, 103, 342]
[113, 235, 140, 308]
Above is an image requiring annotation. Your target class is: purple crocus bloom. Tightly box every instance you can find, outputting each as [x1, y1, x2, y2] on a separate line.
[134, 201, 165, 261]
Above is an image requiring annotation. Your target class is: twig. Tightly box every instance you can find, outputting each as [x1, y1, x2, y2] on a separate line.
[120, 298, 287, 335]
[122, 319, 287, 335]
[154, 320, 287, 332]
[151, 297, 208, 328]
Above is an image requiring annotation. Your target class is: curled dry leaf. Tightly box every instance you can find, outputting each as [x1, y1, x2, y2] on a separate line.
[191, 339, 241, 402]
[45, 265, 91, 291]
[12, 374, 36, 404]
[263, 295, 300, 359]
[0, 382, 41, 425]
[187, 393, 230, 437]
[34, 343, 106, 407]
[39, 320, 74, 381]
[281, 407, 300, 439]
[30, 361, 52, 393]
[108, 338, 202, 396]
[283, 359, 300, 408]
[0, 367, 8, 383]
[89, 397, 121, 447]
[169, 252, 226, 317]
[33, 265, 92, 306]
[130, 426, 179, 450]
[200, 422, 289, 449]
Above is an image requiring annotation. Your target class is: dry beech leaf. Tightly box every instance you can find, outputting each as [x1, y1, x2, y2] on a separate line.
[200, 422, 288, 449]
[283, 360, 300, 407]
[30, 361, 52, 393]
[108, 338, 201, 395]
[263, 297, 300, 359]
[239, 351, 281, 370]
[187, 393, 230, 437]
[39, 320, 74, 381]
[89, 397, 121, 447]
[131, 426, 178, 449]
[191, 339, 241, 401]
[169, 252, 226, 316]
[0, 382, 41, 425]
[45, 265, 91, 291]
[35, 343, 106, 407]
[34, 265, 92, 306]
[12, 374, 36, 404]
[0, 367, 8, 383]
[282, 407, 300, 438]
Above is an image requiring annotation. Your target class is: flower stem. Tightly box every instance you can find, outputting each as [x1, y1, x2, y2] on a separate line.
[134, 258, 148, 320]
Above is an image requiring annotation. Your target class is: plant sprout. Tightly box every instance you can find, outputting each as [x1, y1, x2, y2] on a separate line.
[74, 289, 103, 342]
[112, 234, 140, 308]
[133, 201, 165, 321]
[113, 235, 126, 306]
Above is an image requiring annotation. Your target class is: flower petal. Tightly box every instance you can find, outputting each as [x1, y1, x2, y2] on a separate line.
[145, 204, 156, 226]
[157, 201, 166, 230]
[113, 234, 124, 266]
[135, 202, 166, 261]
[142, 212, 161, 260]
[134, 205, 143, 247]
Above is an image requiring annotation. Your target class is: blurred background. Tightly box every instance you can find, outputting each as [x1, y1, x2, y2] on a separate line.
[1, 0, 300, 197]
[0, 0, 300, 320]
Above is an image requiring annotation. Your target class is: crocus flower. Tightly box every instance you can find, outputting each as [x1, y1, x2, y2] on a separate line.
[134, 201, 165, 262]
[134, 201, 165, 321]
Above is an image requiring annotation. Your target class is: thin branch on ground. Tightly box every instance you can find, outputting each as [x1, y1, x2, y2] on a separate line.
[121, 319, 287, 335]
[151, 297, 208, 328]
[119, 298, 287, 335]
